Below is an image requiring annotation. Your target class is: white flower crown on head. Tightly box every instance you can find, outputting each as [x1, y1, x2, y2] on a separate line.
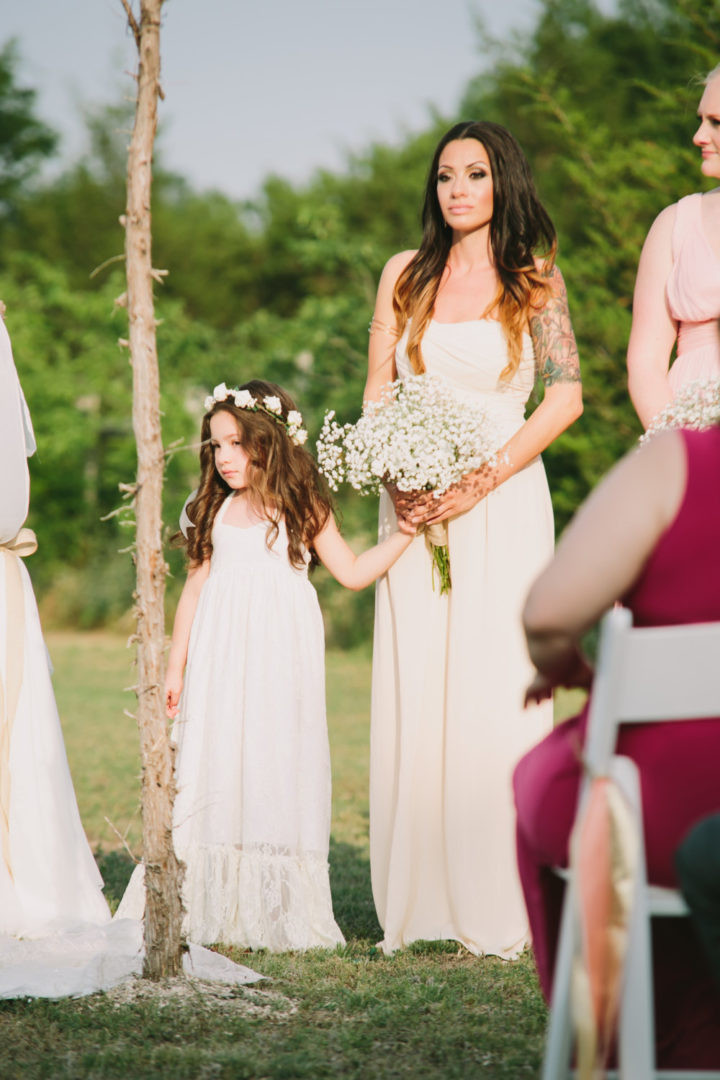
[204, 383, 308, 446]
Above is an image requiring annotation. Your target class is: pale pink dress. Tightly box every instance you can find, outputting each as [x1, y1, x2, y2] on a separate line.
[666, 192, 720, 392]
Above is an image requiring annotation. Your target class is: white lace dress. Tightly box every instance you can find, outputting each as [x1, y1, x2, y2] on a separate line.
[120, 497, 345, 951]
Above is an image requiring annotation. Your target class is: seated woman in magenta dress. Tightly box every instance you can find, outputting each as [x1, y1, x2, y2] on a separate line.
[514, 425, 720, 1069]
[627, 65, 720, 428]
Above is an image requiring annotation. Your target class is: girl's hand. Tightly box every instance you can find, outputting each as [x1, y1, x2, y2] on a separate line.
[165, 670, 183, 719]
[395, 514, 418, 537]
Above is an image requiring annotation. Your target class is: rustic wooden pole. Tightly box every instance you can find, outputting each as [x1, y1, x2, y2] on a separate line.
[121, 0, 184, 979]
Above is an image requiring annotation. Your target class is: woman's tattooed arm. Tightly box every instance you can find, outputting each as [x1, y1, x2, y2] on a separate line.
[530, 267, 582, 387]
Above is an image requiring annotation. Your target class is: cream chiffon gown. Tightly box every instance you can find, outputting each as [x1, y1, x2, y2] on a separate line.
[370, 318, 554, 957]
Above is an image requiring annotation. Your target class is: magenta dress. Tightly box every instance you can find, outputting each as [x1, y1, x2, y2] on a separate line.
[666, 192, 720, 393]
[514, 428, 720, 1068]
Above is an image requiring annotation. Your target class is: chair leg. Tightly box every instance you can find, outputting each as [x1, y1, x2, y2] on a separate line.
[618, 880, 655, 1079]
[542, 878, 576, 1080]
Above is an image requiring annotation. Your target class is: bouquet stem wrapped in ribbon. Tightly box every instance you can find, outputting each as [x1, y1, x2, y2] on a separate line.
[423, 522, 451, 592]
[317, 375, 501, 593]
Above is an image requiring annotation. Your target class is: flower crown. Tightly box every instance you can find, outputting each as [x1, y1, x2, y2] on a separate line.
[204, 383, 308, 446]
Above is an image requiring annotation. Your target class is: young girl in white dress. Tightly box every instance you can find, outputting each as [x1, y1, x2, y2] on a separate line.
[157, 379, 412, 951]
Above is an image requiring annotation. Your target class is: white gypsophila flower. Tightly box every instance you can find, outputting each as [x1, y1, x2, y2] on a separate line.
[640, 379, 720, 444]
[287, 410, 303, 427]
[293, 429, 308, 445]
[234, 389, 256, 409]
[315, 373, 502, 596]
[212, 382, 229, 402]
[263, 395, 282, 415]
[204, 395, 215, 411]
[316, 374, 500, 498]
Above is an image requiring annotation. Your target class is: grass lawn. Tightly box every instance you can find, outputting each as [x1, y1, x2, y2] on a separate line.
[0, 632, 583, 1079]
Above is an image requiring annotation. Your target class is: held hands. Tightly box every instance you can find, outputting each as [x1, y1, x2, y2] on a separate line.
[388, 464, 500, 529]
[395, 513, 419, 537]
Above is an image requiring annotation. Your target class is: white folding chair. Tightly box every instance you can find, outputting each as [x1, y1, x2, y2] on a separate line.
[541, 606, 720, 1080]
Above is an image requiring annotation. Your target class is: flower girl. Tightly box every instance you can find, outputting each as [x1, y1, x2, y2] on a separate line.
[121, 379, 413, 951]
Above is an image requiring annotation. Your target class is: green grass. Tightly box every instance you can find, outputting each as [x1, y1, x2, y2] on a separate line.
[0, 632, 580, 1079]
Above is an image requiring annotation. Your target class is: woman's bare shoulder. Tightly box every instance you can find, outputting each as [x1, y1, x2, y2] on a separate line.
[644, 201, 679, 245]
[381, 249, 417, 280]
[374, 250, 418, 307]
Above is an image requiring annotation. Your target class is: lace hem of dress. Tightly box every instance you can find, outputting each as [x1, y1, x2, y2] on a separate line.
[118, 844, 346, 952]
[182, 842, 345, 951]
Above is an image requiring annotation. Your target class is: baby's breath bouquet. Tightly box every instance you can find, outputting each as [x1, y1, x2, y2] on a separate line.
[317, 374, 500, 592]
[641, 378, 720, 444]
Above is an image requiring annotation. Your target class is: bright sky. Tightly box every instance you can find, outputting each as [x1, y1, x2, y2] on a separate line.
[3, 1, 611, 200]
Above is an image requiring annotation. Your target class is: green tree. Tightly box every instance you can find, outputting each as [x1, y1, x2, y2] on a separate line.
[0, 40, 56, 218]
[6, 0, 720, 640]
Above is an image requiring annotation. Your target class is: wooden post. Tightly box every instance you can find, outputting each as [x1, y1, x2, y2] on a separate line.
[121, 0, 184, 979]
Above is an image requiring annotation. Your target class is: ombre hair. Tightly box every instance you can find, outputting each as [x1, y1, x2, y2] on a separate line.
[181, 379, 331, 570]
[393, 121, 557, 380]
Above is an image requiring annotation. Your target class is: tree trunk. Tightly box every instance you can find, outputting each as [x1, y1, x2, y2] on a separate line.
[122, 0, 184, 979]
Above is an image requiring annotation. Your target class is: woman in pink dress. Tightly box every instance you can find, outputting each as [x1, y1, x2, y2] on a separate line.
[627, 64, 720, 427]
[514, 426, 720, 1067]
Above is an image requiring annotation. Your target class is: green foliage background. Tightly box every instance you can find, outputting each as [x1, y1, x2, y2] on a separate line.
[1, 0, 718, 642]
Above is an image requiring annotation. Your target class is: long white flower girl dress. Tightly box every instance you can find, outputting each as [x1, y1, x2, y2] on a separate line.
[118, 494, 345, 951]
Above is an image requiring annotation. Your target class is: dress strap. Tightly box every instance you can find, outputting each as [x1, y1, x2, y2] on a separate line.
[215, 494, 234, 526]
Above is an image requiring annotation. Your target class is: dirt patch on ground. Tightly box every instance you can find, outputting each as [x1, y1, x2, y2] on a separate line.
[100, 976, 297, 1020]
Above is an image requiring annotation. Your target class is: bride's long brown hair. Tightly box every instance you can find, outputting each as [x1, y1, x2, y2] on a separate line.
[181, 380, 331, 570]
[393, 120, 557, 380]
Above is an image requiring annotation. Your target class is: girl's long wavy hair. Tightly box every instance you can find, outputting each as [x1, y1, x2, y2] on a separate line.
[393, 120, 557, 380]
[181, 380, 331, 570]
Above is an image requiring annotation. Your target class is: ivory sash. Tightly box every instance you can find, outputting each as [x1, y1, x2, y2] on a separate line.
[0, 527, 37, 877]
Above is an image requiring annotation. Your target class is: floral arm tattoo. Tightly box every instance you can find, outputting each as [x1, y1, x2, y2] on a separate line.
[529, 268, 581, 387]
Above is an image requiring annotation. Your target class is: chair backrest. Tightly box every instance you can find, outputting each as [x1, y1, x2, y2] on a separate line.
[584, 606, 720, 774]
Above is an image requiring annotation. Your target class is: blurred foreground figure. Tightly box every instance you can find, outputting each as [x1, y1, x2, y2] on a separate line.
[676, 813, 720, 988]
[515, 426, 720, 1068]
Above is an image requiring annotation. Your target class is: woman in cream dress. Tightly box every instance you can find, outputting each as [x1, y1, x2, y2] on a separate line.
[365, 121, 583, 957]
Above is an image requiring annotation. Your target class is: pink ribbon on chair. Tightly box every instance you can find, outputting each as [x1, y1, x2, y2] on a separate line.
[570, 774, 640, 1079]
[0, 527, 37, 878]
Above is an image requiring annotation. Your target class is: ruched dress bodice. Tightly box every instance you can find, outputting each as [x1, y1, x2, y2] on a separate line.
[666, 193, 720, 391]
[397, 318, 536, 442]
